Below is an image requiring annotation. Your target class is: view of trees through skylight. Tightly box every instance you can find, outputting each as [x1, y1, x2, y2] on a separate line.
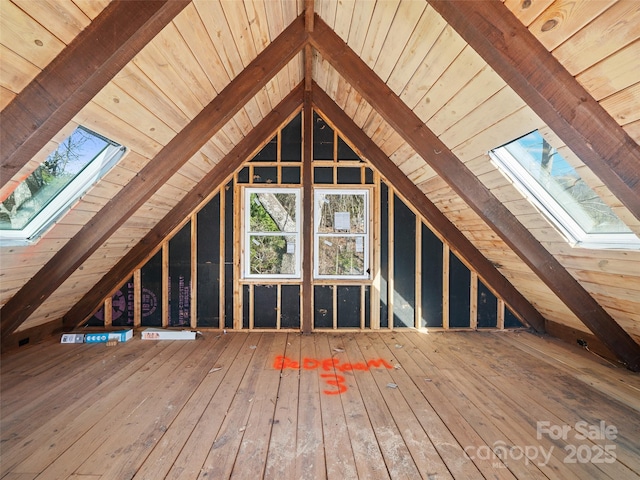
[490, 131, 638, 249]
[0, 126, 126, 243]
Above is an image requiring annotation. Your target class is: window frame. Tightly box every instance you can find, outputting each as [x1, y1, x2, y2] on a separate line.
[242, 186, 302, 279]
[489, 134, 640, 250]
[313, 187, 370, 280]
[0, 128, 126, 246]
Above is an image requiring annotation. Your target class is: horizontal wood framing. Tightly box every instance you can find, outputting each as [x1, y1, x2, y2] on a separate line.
[0, 0, 191, 189]
[312, 83, 544, 332]
[428, 0, 640, 221]
[0, 16, 308, 343]
[2, 331, 639, 478]
[309, 15, 640, 371]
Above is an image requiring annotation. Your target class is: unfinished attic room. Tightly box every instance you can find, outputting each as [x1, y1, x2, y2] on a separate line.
[3, 0, 640, 478]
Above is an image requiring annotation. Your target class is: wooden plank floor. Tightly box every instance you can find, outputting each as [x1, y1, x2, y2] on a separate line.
[1, 330, 639, 479]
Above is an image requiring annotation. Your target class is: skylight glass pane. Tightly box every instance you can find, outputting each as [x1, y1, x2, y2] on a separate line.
[490, 130, 638, 249]
[501, 131, 630, 234]
[1, 126, 125, 243]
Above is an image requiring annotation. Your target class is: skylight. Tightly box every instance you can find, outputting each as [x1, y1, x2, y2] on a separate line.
[489, 131, 639, 250]
[0, 126, 126, 245]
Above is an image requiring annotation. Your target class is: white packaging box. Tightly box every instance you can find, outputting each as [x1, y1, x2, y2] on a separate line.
[141, 328, 197, 340]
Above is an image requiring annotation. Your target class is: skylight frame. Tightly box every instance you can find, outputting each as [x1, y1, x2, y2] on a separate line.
[0, 127, 127, 246]
[489, 132, 640, 250]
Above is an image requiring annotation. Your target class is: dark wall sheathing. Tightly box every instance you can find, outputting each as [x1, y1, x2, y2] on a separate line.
[449, 251, 471, 328]
[197, 194, 220, 328]
[141, 251, 163, 327]
[421, 224, 443, 328]
[168, 221, 191, 327]
[393, 194, 416, 328]
[86, 112, 518, 332]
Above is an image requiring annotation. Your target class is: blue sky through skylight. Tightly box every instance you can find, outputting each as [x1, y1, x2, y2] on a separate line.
[1, 126, 125, 243]
[491, 131, 638, 249]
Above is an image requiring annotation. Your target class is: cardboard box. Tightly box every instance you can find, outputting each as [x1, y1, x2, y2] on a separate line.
[61, 333, 85, 344]
[84, 329, 133, 343]
[141, 328, 197, 340]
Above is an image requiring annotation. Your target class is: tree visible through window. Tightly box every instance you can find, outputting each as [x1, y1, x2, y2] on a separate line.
[1, 126, 126, 243]
[314, 189, 369, 278]
[244, 188, 301, 278]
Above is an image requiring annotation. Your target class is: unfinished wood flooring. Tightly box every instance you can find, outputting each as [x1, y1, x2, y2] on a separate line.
[1, 330, 639, 479]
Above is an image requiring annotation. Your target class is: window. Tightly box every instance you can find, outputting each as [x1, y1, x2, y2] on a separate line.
[314, 189, 369, 279]
[490, 131, 639, 249]
[243, 187, 301, 278]
[0, 126, 126, 245]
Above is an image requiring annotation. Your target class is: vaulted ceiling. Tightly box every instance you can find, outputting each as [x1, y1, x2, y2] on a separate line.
[1, 0, 639, 370]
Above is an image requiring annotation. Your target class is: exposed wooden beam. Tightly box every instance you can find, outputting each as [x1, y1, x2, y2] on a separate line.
[0, 15, 307, 340]
[301, 90, 313, 334]
[301, 0, 314, 334]
[0, 0, 190, 189]
[312, 83, 545, 332]
[428, 0, 640, 221]
[304, 0, 314, 91]
[309, 16, 640, 371]
[63, 84, 304, 330]
[305, 0, 314, 32]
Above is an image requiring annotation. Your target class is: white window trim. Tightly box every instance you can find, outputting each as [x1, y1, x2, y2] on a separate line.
[489, 147, 640, 250]
[243, 187, 302, 279]
[313, 188, 370, 280]
[0, 142, 127, 246]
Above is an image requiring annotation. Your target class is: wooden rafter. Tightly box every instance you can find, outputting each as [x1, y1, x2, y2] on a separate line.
[0, 0, 190, 189]
[309, 16, 640, 371]
[311, 83, 545, 332]
[63, 84, 304, 330]
[300, 0, 314, 334]
[0, 15, 308, 341]
[301, 91, 313, 334]
[428, 0, 640, 220]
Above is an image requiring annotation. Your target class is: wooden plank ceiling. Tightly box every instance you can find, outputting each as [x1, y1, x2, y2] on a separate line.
[1, 0, 639, 369]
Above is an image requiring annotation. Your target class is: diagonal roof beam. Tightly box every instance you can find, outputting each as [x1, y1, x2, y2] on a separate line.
[63, 84, 304, 330]
[0, 15, 307, 340]
[312, 83, 545, 332]
[309, 16, 640, 371]
[428, 0, 640, 221]
[0, 0, 190, 189]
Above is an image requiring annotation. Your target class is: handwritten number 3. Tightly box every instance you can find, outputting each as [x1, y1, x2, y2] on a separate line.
[320, 373, 348, 395]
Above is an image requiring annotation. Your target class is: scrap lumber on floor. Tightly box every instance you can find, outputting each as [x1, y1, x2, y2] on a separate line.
[1, 330, 639, 479]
